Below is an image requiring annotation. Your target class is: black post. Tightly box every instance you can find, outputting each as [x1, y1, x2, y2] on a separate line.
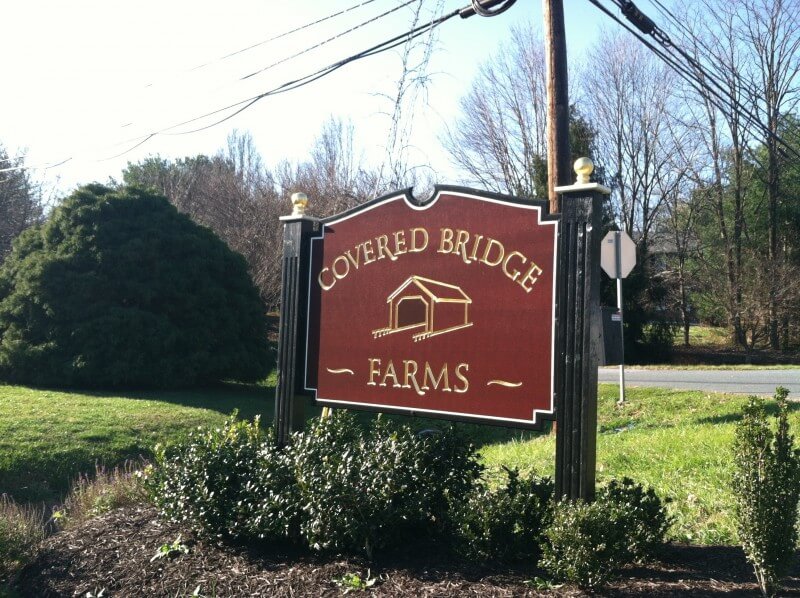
[553, 164, 608, 501]
[274, 198, 317, 447]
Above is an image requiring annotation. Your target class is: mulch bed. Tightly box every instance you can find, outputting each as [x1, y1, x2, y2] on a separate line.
[11, 506, 800, 597]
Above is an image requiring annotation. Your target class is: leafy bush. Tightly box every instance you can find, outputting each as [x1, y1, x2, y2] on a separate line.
[0, 184, 270, 388]
[598, 477, 671, 562]
[0, 495, 46, 580]
[732, 387, 800, 598]
[291, 412, 482, 558]
[541, 479, 670, 590]
[456, 467, 553, 562]
[540, 498, 627, 590]
[146, 415, 294, 541]
[146, 412, 482, 558]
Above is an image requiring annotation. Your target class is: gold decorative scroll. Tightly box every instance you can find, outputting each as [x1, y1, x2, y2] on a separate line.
[326, 368, 355, 375]
[487, 380, 522, 388]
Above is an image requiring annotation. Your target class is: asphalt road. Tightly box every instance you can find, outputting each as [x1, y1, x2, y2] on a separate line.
[598, 367, 800, 396]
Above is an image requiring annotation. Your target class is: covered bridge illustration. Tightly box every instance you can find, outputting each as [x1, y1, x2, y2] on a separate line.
[372, 275, 473, 342]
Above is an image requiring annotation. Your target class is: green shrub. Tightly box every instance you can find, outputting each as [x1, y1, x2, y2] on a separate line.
[456, 467, 553, 562]
[0, 184, 269, 388]
[291, 412, 482, 558]
[541, 479, 669, 590]
[146, 415, 292, 541]
[598, 477, 670, 562]
[540, 498, 626, 590]
[146, 412, 482, 558]
[732, 387, 800, 598]
[0, 495, 46, 580]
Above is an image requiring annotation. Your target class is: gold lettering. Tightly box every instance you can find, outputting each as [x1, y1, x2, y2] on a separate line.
[422, 362, 451, 392]
[453, 229, 471, 264]
[519, 262, 543, 292]
[468, 234, 484, 261]
[376, 235, 397, 261]
[332, 255, 350, 280]
[403, 360, 425, 395]
[454, 363, 469, 393]
[438, 227, 454, 254]
[410, 227, 428, 252]
[393, 230, 407, 255]
[502, 251, 526, 282]
[318, 267, 335, 291]
[367, 358, 381, 386]
[480, 238, 505, 267]
[362, 240, 376, 264]
[344, 249, 360, 270]
[380, 360, 401, 387]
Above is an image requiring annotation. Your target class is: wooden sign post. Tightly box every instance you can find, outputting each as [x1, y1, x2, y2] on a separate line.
[274, 160, 607, 502]
[553, 158, 610, 501]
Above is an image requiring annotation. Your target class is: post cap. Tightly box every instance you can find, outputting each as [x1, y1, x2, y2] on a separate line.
[574, 157, 594, 184]
[291, 192, 308, 217]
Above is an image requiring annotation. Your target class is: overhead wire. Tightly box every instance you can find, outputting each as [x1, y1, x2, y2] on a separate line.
[589, 0, 800, 161]
[0, 0, 482, 174]
[147, 0, 384, 84]
[239, 0, 418, 81]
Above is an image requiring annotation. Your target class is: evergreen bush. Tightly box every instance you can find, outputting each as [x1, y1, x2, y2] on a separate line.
[598, 477, 671, 562]
[541, 479, 670, 590]
[456, 467, 553, 562]
[0, 184, 270, 388]
[732, 387, 800, 598]
[146, 412, 482, 558]
[291, 412, 481, 558]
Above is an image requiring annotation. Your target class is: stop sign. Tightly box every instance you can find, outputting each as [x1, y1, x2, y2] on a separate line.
[600, 231, 636, 278]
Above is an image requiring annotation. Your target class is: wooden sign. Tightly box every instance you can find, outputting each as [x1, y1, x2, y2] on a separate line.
[303, 187, 558, 429]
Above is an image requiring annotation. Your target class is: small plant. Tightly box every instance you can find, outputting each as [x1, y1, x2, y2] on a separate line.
[0, 495, 46, 580]
[540, 478, 669, 590]
[732, 387, 800, 598]
[540, 498, 627, 590]
[333, 571, 377, 593]
[59, 461, 148, 528]
[598, 477, 671, 562]
[150, 535, 189, 562]
[456, 467, 553, 562]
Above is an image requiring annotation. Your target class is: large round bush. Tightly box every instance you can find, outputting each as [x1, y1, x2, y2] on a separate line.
[0, 184, 270, 388]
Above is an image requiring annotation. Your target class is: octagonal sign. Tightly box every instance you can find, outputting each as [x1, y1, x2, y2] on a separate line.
[600, 231, 636, 279]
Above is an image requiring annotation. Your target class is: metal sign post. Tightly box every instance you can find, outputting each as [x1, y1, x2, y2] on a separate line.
[601, 230, 636, 405]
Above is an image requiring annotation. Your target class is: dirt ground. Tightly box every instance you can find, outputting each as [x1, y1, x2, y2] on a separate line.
[11, 505, 800, 597]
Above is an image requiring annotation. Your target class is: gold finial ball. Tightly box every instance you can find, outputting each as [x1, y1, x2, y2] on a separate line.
[574, 157, 594, 184]
[291, 192, 308, 216]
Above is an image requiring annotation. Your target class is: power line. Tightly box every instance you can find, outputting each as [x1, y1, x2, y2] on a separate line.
[589, 0, 800, 162]
[239, 0, 419, 81]
[145, 0, 384, 86]
[0, 2, 474, 174]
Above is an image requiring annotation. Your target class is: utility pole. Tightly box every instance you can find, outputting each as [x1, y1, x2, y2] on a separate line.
[542, 0, 571, 213]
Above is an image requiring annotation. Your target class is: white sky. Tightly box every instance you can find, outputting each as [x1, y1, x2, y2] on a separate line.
[0, 0, 602, 196]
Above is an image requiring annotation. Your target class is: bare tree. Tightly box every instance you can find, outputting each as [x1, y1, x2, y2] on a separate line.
[737, 0, 800, 348]
[0, 147, 43, 261]
[442, 25, 549, 198]
[583, 33, 680, 254]
[276, 117, 378, 216]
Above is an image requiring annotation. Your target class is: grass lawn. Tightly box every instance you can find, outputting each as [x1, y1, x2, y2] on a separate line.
[674, 324, 731, 348]
[0, 383, 275, 504]
[1, 380, 794, 546]
[480, 385, 799, 545]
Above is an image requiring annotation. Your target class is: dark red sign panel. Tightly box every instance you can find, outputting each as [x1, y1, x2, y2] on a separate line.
[304, 187, 558, 428]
